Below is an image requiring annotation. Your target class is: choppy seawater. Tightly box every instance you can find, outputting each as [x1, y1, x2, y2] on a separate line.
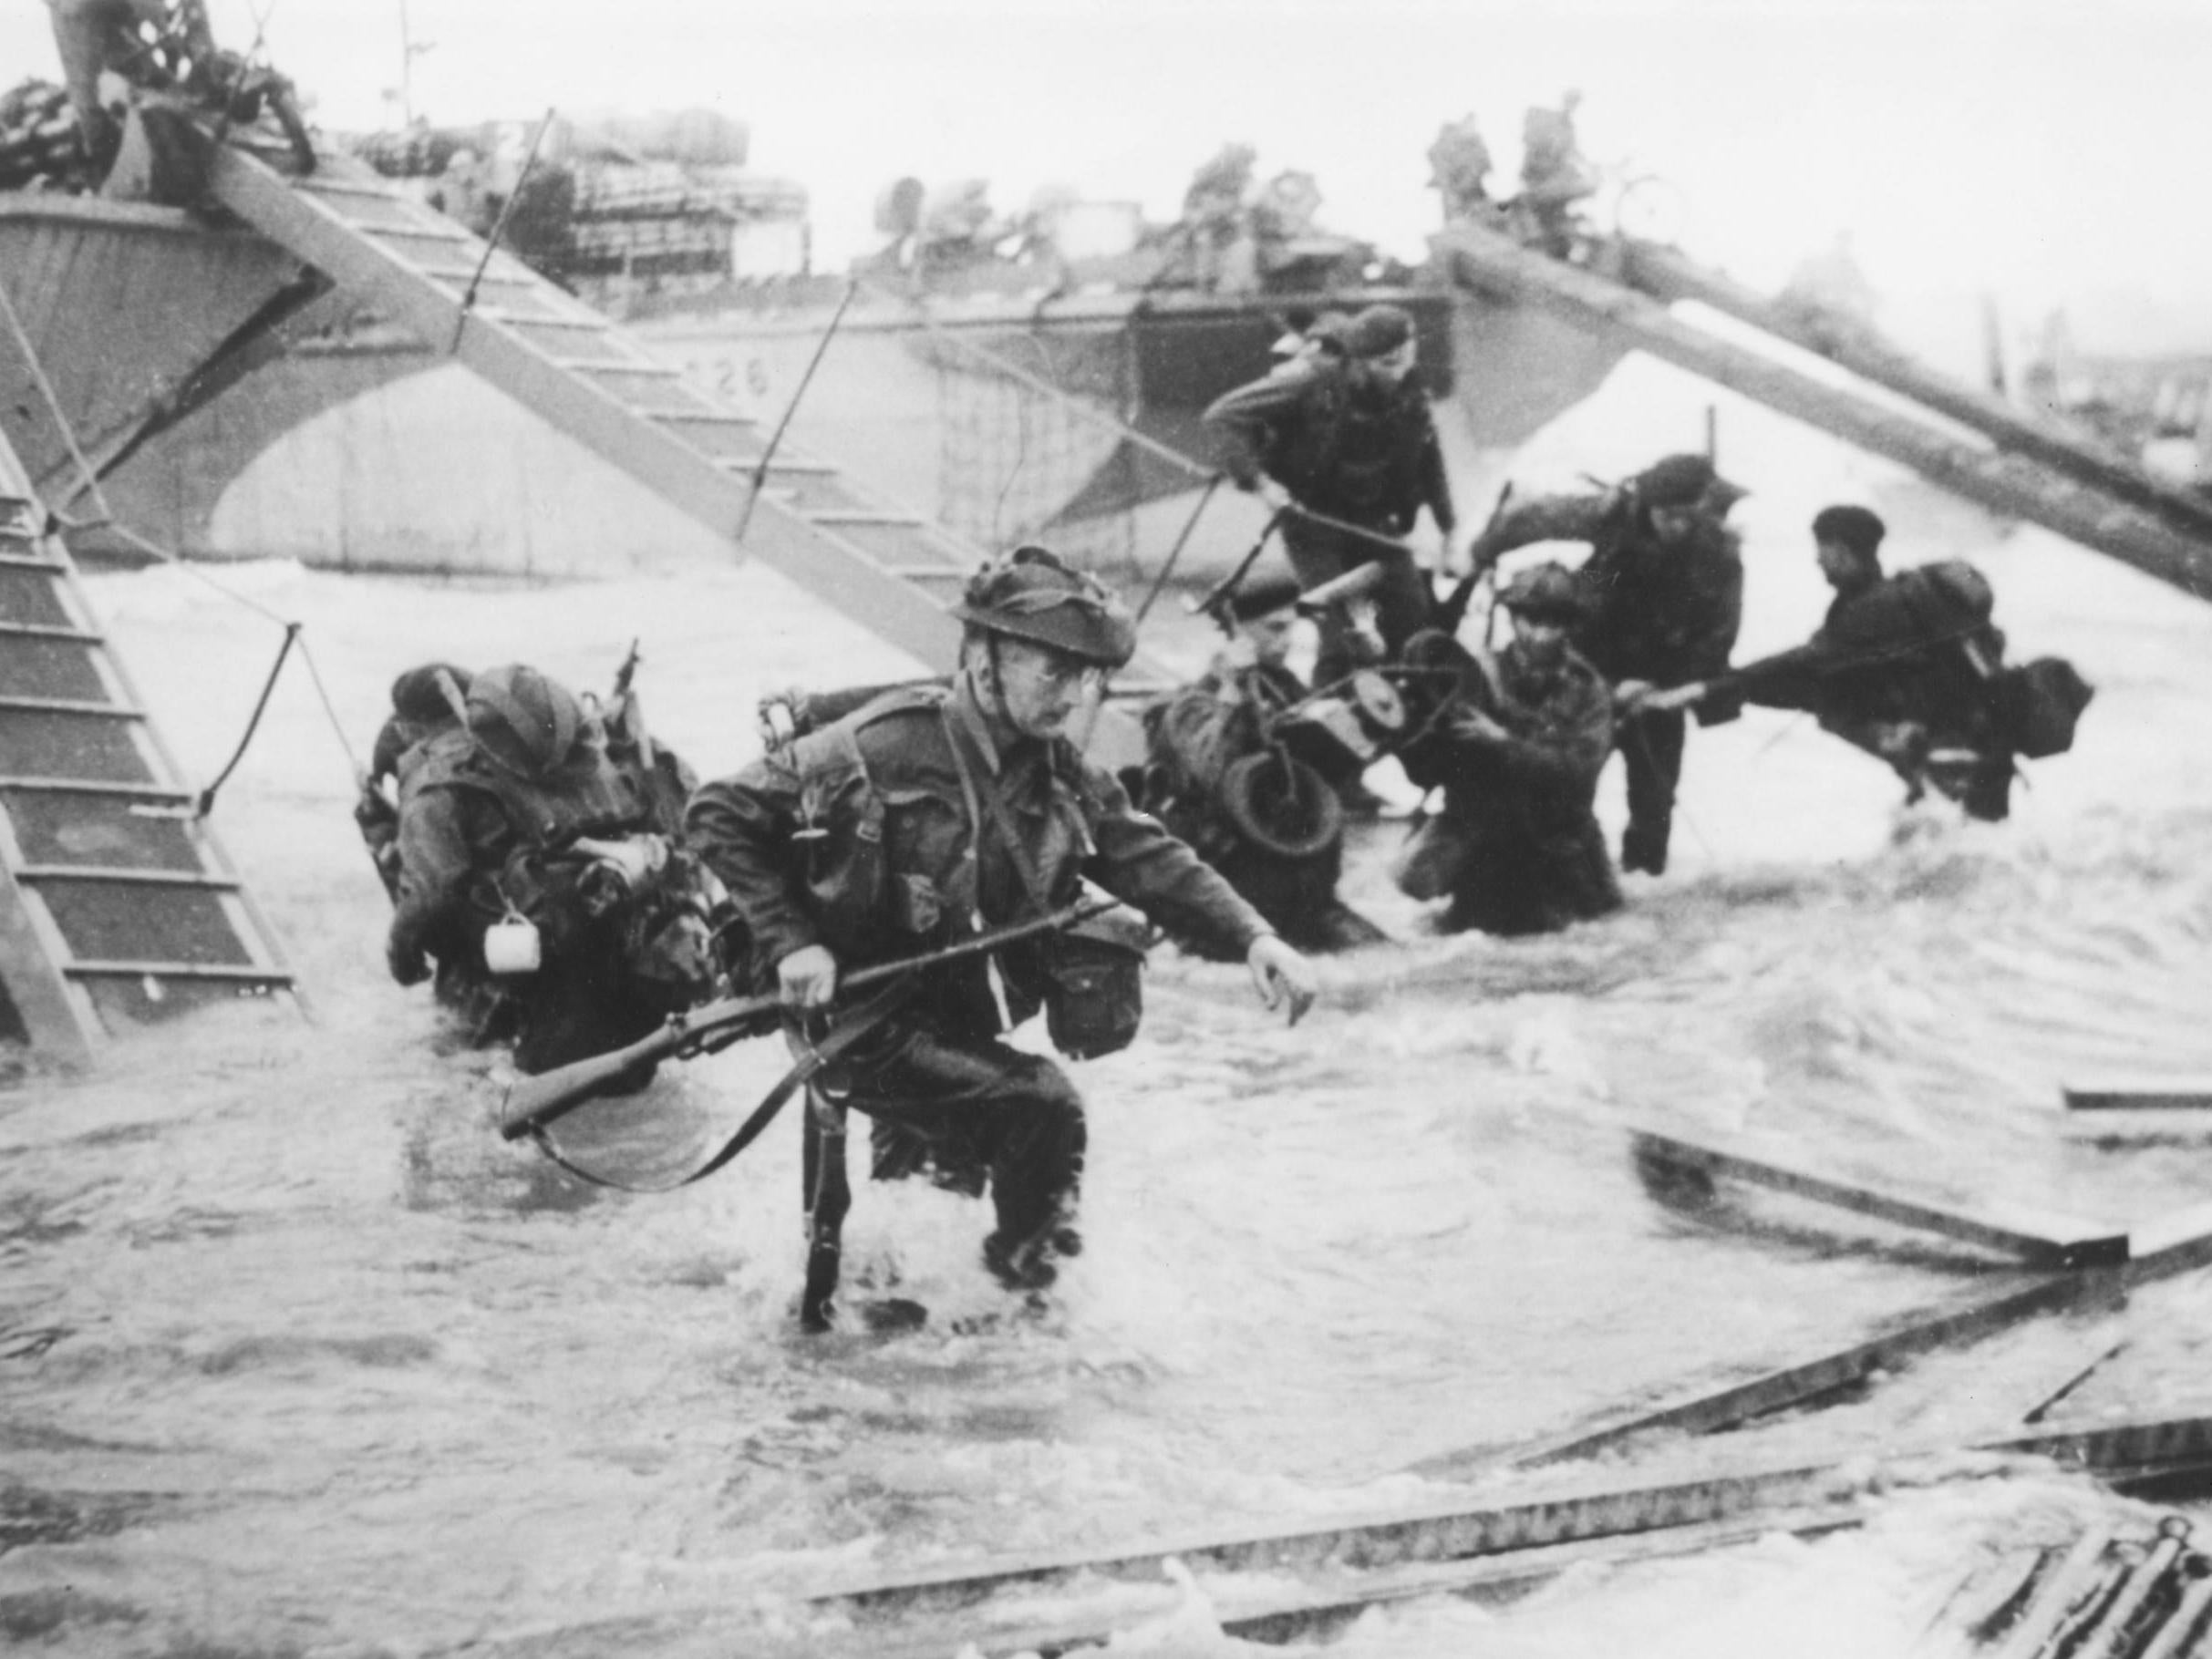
[5, 445, 2212, 1655]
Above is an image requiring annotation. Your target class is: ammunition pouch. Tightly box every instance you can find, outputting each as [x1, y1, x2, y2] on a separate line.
[1039, 905, 1150, 1060]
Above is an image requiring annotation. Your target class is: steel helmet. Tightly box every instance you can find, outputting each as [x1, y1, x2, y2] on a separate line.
[467, 663, 587, 777]
[1498, 562, 1587, 623]
[951, 545, 1137, 669]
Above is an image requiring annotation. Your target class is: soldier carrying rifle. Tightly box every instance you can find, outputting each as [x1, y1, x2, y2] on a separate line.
[686, 546, 1316, 1324]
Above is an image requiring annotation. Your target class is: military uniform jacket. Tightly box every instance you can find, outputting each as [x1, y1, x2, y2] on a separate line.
[388, 726, 657, 967]
[687, 682, 1271, 1040]
[1485, 489, 1743, 697]
[1143, 654, 1306, 850]
[1203, 360, 1456, 536]
[1724, 564, 2002, 742]
[1439, 641, 1615, 847]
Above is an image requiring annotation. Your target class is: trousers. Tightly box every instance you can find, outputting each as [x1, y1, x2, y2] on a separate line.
[1617, 706, 1686, 875]
[819, 1021, 1088, 1254]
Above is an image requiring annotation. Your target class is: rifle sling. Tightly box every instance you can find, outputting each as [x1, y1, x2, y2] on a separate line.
[526, 978, 914, 1194]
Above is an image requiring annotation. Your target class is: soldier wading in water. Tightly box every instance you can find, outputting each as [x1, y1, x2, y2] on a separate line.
[687, 547, 1317, 1320]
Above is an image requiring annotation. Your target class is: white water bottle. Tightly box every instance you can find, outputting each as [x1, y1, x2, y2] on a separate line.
[483, 916, 542, 975]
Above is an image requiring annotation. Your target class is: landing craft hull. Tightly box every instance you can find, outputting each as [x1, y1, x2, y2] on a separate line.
[0, 194, 312, 524]
[0, 193, 1624, 579]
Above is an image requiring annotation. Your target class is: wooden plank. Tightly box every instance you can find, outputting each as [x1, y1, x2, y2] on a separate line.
[2064, 1082, 2212, 1111]
[14, 865, 238, 889]
[2125, 1202, 2212, 1276]
[62, 961, 292, 982]
[803, 1411, 2212, 1633]
[1631, 1128, 2131, 1268]
[0, 777, 189, 799]
[834, 1505, 1870, 1659]
[1468, 1270, 2100, 1473]
[1439, 1200, 2212, 1480]
[810, 1456, 1862, 1626]
[0, 851, 97, 1062]
[807, 510, 928, 528]
[0, 694, 142, 719]
[1988, 1521, 2119, 1659]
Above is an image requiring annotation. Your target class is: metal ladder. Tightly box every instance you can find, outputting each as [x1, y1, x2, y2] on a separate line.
[1437, 221, 2212, 603]
[0, 433, 299, 1062]
[196, 141, 1185, 716]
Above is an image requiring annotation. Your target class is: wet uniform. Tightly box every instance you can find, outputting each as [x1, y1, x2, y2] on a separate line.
[1398, 633, 1620, 936]
[1711, 560, 2013, 820]
[687, 680, 1270, 1262]
[1140, 654, 1375, 955]
[389, 726, 706, 1072]
[1203, 358, 1454, 685]
[1479, 488, 1742, 873]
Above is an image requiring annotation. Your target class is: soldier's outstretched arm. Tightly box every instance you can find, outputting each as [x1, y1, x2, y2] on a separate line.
[1201, 366, 1314, 491]
[1247, 933, 1318, 1025]
[1464, 489, 1609, 571]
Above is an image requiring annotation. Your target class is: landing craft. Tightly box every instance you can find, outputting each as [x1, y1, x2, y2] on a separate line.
[0, 98, 1626, 582]
[5, 45, 2212, 1659]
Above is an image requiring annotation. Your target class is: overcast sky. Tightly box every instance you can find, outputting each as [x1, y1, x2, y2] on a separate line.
[11, 1, 2212, 335]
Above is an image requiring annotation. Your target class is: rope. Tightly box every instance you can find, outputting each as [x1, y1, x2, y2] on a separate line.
[1133, 472, 1223, 625]
[0, 298, 367, 793]
[736, 277, 857, 541]
[51, 510, 363, 790]
[451, 106, 556, 353]
[193, 621, 297, 819]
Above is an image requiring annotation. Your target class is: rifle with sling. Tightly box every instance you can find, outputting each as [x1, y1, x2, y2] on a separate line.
[499, 896, 1116, 1141]
[1435, 481, 1516, 637]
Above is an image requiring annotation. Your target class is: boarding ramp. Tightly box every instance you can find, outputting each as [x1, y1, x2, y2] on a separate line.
[1436, 222, 2212, 603]
[194, 139, 1182, 730]
[1616, 239, 2212, 543]
[0, 432, 300, 1063]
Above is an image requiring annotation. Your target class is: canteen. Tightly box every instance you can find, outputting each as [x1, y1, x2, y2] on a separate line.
[483, 916, 543, 975]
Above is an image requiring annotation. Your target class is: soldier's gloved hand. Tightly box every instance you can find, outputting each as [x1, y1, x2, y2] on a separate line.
[1246, 933, 1318, 1027]
[386, 934, 431, 987]
[777, 943, 841, 1010]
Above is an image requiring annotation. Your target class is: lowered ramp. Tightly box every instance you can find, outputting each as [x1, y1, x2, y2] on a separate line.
[196, 143, 1187, 720]
[1615, 238, 2212, 544]
[1436, 222, 2212, 602]
[0, 435, 301, 1063]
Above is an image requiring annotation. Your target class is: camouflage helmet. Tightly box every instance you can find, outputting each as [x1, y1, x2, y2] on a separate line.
[390, 662, 471, 727]
[952, 545, 1137, 668]
[466, 663, 587, 778]
[1498, 561, 1587, 623]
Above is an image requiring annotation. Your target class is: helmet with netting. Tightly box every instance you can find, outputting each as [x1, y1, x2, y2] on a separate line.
[466, 664, 588, 777]
[951, 545, 1137, 668]
[1497, 562, 1588, 623]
